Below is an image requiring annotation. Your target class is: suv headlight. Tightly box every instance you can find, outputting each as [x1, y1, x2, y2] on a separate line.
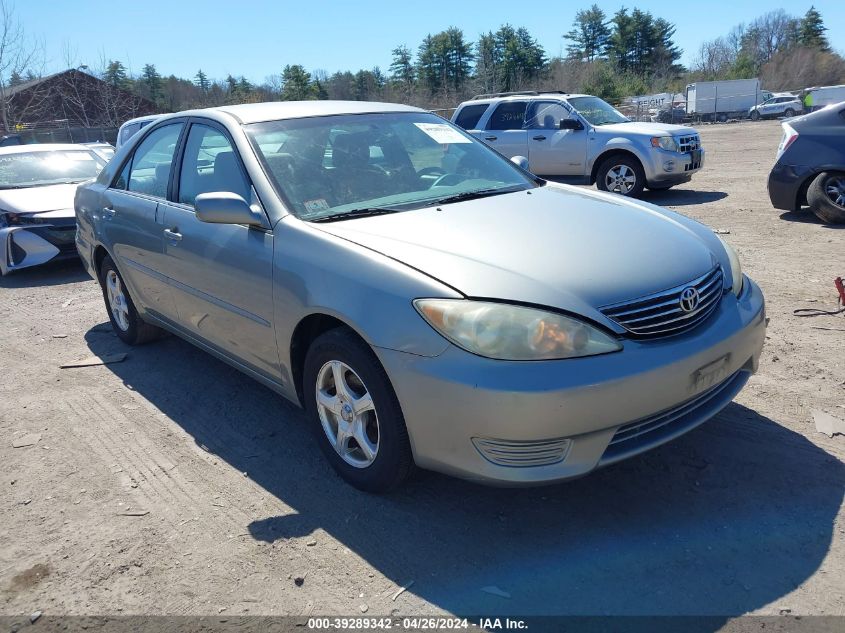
[717, 236, 744, 297]
[414, 299, 622, 361]
[651, 136, 679, 152]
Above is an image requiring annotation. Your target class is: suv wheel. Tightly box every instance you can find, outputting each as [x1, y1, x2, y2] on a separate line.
[99, 255, 164, 345]
[784, 108, 795, 117]
[303, 327, 413, 492]
[596, 156, 645, 197]
[750, 110, 760, 121]
[807, 171, 845, 224]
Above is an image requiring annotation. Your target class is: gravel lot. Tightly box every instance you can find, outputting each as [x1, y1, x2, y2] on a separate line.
[1, 120, 844, 620]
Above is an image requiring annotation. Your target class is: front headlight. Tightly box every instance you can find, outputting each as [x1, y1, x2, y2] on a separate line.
[414, 299, 622, 361]
[717, 236, 743, 297]
[651, 136, 679, 152]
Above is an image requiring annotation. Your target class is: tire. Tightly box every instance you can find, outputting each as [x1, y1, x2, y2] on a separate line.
[303, 327, 413, 492]
[750, 110, 760, 121]
[99, 255, 164, 345]
[784, 108, 795, 118]
[807, 171, 845, 224]
[596, 155, 645, 197]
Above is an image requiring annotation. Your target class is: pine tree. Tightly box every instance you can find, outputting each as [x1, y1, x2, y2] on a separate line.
[798, 6, 830, 51]
[565, 5, 610, 62]
[281, 65, 313, 100]
[141, 64, 163, 104]
[104, 61, 129, 88]
[194, 69, 210, 92]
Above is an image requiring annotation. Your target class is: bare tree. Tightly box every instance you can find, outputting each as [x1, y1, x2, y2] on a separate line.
[0, 0, 43, 131]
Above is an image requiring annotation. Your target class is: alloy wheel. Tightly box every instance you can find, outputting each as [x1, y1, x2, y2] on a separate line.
[315, 360, 379, 468]
[605, 164, 637, 195]
[824, 175, 845, 208]
[106, 270, 130, 331]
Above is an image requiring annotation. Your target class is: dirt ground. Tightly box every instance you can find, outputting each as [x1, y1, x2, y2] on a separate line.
[1, 120, 844, 621]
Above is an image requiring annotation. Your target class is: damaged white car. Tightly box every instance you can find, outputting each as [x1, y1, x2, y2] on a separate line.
[0, 144, 105, 275]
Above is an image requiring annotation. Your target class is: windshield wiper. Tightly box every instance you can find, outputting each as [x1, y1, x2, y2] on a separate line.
[308, 206, 405, 223]
[432, 186, 525, 206]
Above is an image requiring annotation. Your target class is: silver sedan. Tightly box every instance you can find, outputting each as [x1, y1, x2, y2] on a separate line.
[75, 101, 766, 492]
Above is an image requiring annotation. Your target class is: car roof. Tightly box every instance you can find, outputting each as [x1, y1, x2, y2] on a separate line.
[462, 93, 590, 106]
[119, 114, 160, 127]
[0, 143, 95, 155]
[153, 100, 425, 126]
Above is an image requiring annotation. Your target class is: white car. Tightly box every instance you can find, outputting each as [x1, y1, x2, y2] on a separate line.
[0, 144, 106, 275]
[749, 95, 802, 120]
[116, 114, 160, 149]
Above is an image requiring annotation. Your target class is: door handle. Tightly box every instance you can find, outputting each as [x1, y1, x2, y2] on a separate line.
[532, 135, 547, 141]
[163, 228, 182, 242]
[102, 207, 115, 219]
[484, 135, 497, 141]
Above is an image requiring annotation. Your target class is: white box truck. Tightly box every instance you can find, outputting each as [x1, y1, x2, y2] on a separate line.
[686, 79, 771, 122]
[804, 85, 845, 111]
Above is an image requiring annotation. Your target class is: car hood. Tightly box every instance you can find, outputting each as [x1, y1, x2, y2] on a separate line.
[0, 183, 79, 216]
[596, 121, 696, 136]
[312, 184, 728, 319]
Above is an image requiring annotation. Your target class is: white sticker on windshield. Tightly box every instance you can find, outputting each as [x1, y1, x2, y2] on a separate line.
[414, 123, 471, 144]
[303, 198, 330, 212]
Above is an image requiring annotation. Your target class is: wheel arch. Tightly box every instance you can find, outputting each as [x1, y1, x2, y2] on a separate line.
[289, 312, 374, 408]
[590, 148, 644, 185]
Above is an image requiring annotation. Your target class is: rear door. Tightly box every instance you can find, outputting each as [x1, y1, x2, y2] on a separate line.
[100, 121, 185, 320]
[156, 119, 280, 379]
[524, 101, 588, 176]
[482, 101, 529, 159]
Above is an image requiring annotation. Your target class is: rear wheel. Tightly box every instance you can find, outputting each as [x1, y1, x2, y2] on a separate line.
[596, 155, 645, 197]
[807, 171, 845, 224]
[99, 255, 164, 345]
[303, 327, 413, 492]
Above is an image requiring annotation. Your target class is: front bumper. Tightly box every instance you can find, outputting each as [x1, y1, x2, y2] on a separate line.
[644, 147, 705, 187]
[768, 163, 813, 211]
[0, 224, 78, 275]
[378, 277, 766, 485]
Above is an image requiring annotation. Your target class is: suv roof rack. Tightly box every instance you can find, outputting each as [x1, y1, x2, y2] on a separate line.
[471, 90, 568, 100]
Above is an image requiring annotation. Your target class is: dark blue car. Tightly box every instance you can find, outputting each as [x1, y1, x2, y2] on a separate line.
[768, 102, 845, 224]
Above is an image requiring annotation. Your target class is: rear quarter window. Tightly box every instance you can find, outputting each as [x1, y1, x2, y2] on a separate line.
[454, 104, 489, 130]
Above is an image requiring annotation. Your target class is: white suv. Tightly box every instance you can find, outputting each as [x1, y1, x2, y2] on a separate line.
[451, 91, 704, 197]
[748, 95, 802, 121]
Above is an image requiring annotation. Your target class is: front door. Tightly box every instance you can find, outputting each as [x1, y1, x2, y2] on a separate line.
[157, 121, 280, 379]
[101, 122, 185, 321]
[524, 101, 588, 176]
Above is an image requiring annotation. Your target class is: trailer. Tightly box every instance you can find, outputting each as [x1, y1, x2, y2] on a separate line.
[686, 79, 771, 122]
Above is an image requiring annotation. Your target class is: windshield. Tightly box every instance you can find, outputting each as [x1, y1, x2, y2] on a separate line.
[245, 112, 536, 220]
[0, 150, 105, 188]
[568, 96, 630, 126]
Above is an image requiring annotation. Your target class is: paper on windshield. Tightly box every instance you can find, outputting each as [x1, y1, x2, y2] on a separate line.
[414, 123, 471, 144]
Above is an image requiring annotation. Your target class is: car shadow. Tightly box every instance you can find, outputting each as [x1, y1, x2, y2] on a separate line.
[84, 327, 843, 619]
[779, 209, 845, 228]
[0, 259, 90, 288]
[640, 189, 728, 207]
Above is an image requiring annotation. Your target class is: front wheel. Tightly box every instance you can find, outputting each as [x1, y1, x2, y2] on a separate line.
[784, 108, 795, 117]
[807, 171, 845, 224]
[596, 155, 645, 197]
[750, 110, 760, 121]
[303, 327, 413, 492]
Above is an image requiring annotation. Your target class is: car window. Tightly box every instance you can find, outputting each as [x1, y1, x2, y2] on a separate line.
[486, 102, 528, 130]
[119, 123, 139, 145]
[454, 104, 488, 130]
[246, 111, 535, 220]
[178, 124, 250, 206]
[120, 123, 183, 198]
[526, 102, 569, 129]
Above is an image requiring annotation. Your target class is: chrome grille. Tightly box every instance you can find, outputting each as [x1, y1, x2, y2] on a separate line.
[472, 437, 571, 468]
[601, 267, 724, 338]
[677, 134, 700, 152]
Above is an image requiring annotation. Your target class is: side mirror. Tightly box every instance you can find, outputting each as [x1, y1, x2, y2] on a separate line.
[560, 118, 584, 130]
[511, 155, 529, 170]
[195, 192, 264, 226]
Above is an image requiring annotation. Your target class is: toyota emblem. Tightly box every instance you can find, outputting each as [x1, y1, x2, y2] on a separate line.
[679, 287, 700, 313]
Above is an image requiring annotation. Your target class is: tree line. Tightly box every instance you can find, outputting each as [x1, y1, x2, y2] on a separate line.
[1, 2, 843, 130]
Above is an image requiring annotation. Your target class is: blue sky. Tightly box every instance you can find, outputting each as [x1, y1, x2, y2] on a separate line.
[18, 0, 845, 83]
